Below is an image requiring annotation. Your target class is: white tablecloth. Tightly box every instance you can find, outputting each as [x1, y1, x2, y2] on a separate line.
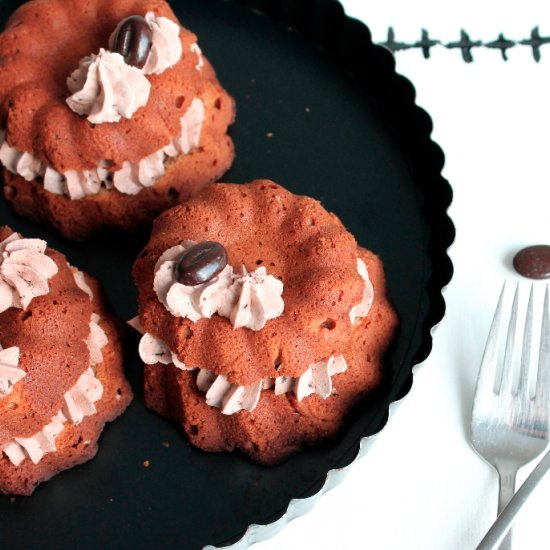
[254, 1, 550, 548]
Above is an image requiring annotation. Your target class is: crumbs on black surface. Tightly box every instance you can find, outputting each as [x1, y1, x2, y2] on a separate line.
[162, 441, 170, 448]
[266, 132, 274, 138]
[143, 460, 151, 468]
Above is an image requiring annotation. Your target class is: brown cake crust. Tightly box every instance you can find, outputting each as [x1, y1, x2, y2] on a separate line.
[0, 0, 235, 240]
[0, 227, 132, 495]
[133, 180, 398, 464]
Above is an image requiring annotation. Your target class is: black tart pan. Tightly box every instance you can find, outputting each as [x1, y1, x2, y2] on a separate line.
[0, 0, 454, 548]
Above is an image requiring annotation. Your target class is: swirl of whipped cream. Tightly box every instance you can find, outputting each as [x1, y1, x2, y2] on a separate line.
[196, 370, 264, 415]
[349, 258, 374, 324]
[62, 367, 103, 425]
[87, 314, 108, 366]
[162, 98, 205, 158]
[1, 367, 104, 466]
[140, 332, 190, 370]
[190, 43, 204, 72]
[218, 266, 285, 331]
[154, 243, 284, 329]
[292, 355, 348, 400]
[72, 269, 108, 364]
[66, 49, 151, 124]
[0, 130, 42, 181]
[141, 13, 182, 75]
[112, 150, 164, 195]
[0, 233, 59, 313]
[72, 268, 94, 300]
[61, 162, 111, 200]
[128, 316, 189, 371]
[0, 345, 25, 398]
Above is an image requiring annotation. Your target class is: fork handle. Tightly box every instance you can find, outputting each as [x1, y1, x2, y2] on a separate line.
[496, 466, 517, 550]
[477, 449, 550, 550]
[497, 469, 517, 515]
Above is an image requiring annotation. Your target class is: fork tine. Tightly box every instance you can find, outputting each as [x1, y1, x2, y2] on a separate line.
[517, 284, 534, 397]
[473, 282, 507, 404]
[499, 283, 520, 395]
[535, 285, 550, 405]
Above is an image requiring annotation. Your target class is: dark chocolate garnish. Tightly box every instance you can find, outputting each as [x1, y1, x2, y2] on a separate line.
[112, 16, 152, 69]
[176, 242, 228, 286]
[513, 245, 550, 279]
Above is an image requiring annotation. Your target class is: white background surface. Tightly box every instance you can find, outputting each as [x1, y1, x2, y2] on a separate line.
[253, 1, 550, 549]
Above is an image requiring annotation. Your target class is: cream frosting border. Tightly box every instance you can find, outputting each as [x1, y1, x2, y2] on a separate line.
[129, 319, 349, 416]
[0, 97, 205, 199]
[154, 247, 373, 330]
[1, 367, 104, 466]
[154, 242, 285, 330]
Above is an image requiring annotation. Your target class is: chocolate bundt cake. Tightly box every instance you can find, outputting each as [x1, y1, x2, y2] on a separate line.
[131, 180, 398, 465]
[0, 0, 235, 240]
[0, 227, 132, 495]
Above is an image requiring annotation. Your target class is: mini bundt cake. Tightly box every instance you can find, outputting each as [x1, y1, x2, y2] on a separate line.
[0, 226, 132, 495]
[131, 180, 398, 465]
[0, 0, 235, 240]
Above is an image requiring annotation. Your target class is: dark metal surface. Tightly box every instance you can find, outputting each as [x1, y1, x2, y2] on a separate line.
[0, 0, 454, 548]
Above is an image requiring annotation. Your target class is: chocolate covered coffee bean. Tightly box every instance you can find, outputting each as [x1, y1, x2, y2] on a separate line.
[176, 242, 228, 286]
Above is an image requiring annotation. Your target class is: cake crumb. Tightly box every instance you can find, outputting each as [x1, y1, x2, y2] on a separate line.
[266, 132, 274, 138]
[305, 107, 311, 113]
[9, 497, 15, 503]
[162, 441, 170, 448]
[143, 460, 151, 468]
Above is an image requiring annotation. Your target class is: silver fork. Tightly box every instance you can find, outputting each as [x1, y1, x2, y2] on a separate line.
[470, 282, 550, 550]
